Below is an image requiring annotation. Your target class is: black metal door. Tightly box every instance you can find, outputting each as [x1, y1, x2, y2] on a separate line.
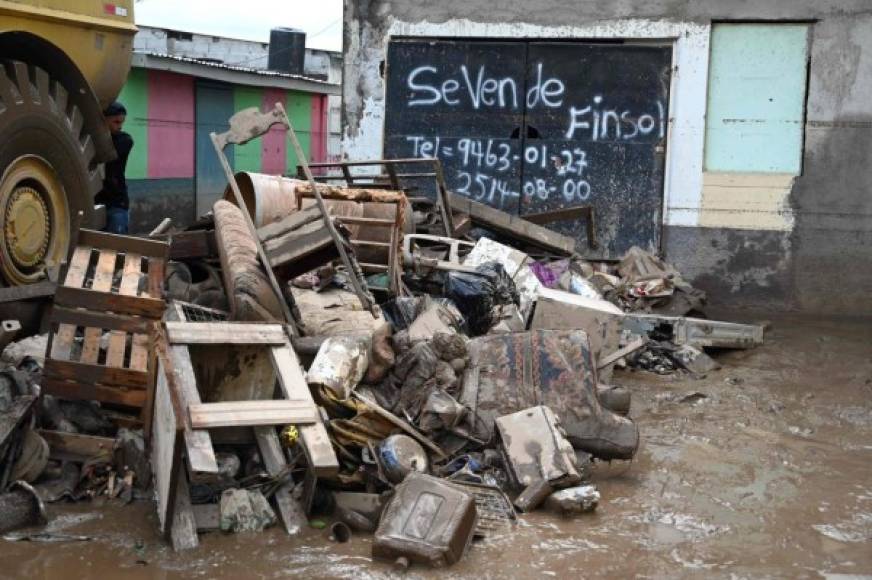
[519, 43, 671, 258]
[383, 39, 672, 258]
[383, 40, 526, 214]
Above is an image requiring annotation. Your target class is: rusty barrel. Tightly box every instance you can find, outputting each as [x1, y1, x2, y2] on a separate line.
[223, 172, 298, 227]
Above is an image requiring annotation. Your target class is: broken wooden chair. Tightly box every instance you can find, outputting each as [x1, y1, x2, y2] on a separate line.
[210, 104, 379, 324]
[151, 313, 339, 551]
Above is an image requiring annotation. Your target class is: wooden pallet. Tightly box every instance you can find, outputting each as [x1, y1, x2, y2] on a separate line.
[43, 230, 168, 432]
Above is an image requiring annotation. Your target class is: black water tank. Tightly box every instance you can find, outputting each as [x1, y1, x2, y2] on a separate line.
[268, 27, 306, 75]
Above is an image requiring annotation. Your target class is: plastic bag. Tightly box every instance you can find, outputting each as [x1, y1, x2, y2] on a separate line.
[381, 296, 426, 330]
[530, 259, 570, 289]
[443, 261, 519, 336]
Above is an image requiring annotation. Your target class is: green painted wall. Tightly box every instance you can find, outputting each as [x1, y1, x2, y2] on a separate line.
[232, 86, 263, 173]
[704, 24, 810, 174]
[285, 91, 312, 175]
[117, 68, 149, 180]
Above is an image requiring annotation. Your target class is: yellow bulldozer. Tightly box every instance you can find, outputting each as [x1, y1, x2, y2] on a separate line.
[0, 0, 135, 284]
[0, 0, 135, 327]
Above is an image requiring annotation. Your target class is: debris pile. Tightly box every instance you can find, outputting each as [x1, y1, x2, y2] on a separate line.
[0, 104, 765, 568]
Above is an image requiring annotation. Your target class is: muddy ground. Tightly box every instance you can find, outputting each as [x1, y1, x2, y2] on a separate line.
[1, 312, 870, 579]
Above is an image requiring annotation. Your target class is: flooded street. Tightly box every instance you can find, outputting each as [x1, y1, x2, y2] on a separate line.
[2, 312, 870, 579]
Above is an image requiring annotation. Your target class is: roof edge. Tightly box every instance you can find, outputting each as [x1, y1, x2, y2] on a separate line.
[131, 52, 340, 95]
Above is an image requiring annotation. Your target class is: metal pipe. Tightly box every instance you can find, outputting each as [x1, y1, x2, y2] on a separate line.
[328, 521, 352, 543]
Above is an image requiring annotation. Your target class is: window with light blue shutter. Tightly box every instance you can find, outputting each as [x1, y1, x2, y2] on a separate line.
[704, 24, 810, 174]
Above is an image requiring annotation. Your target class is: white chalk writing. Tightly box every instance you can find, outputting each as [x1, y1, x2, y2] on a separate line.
[407, 65, 518, 109]
[400, 65, 666, 210]
[526, 63, 565, 108]
[456, 171, 520, 207]
[566, 96, 666, 141]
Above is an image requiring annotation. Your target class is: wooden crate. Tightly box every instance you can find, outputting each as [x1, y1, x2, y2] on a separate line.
[43, 230, 169, 430]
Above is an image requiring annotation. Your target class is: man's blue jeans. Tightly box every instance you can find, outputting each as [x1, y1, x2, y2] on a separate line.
[105, 207, 129, 235]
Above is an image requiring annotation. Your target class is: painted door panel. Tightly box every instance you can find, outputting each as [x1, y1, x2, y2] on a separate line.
[520, 43, 671, 258]
[384, 40, 527, 214]
[383, 39, 672, 257]
[195, 82, 235, 217]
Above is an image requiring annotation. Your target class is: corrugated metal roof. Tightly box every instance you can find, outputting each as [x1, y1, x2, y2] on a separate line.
[132, 51, 340, 95]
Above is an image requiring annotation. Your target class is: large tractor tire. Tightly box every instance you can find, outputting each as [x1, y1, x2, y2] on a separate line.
[0, 60, 101, 287]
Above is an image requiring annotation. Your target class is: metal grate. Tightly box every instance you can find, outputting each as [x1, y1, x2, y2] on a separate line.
[176, 301, 230, 323]
[449, 481, 516, 537]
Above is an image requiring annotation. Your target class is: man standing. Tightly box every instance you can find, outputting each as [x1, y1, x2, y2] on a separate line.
[96, 101, 133, 234]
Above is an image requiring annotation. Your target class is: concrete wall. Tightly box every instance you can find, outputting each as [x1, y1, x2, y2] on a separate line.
[134, 26, 270, 68]
[341, 0, 872, 314]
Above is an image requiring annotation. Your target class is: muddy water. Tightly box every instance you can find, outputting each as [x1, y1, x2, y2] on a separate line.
[1, 313, 871, 579]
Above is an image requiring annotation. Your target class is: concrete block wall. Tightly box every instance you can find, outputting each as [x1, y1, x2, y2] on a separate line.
[341, 0, 872, 315]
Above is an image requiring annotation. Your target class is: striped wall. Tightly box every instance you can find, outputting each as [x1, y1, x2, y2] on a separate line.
[117, 68, 329, 232]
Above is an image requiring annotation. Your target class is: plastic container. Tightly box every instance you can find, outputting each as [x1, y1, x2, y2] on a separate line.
[373, 472, 478, 568]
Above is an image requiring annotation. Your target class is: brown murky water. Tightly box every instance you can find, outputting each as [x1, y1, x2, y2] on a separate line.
[1, 313, 871, 579]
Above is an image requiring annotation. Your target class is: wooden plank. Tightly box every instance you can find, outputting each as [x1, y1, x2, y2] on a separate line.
[334, 216, 395, 226]
[165, 322, 287, 345]
[44, 358, 147, 389]
[41, 378, 147, 408]
[169, 344, 219, 474]
[78, 229, 170, 259]
[107, 253, 142, 367]
[156, 230, 216, 260]
[129, 334, 150, 372]
[44, 358, 148, 388]
[597, 337, 648, 369]
[270, 344, 338, 477]
[147, 255, 165, 300]
[0, 281, 56, 303]
[350, 239, 391, 249]
[54, 286, 165, 319]
[262, 218, 329, 252]
[109, 253, 143, 368]
[448, 194, 577, 255]
[523, 206, 593, 225]
[151, 356, 183, 538]
[62, 246, 93, 289]
[79, 250, 118, 364]
[189, 400, 319, 429]
[522, 206, 597, 249]
[52, 246, 92, 361]
[171, 468, 199, 551]
[254, 426, 305, 535]
[257, 205, 323, 243]
[265, 226, 334, 269]
[140, 344, 158, 442]
[37, 429, 114, 461]
[50, 306, 150, 334]
[91, 248, 117, 291]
